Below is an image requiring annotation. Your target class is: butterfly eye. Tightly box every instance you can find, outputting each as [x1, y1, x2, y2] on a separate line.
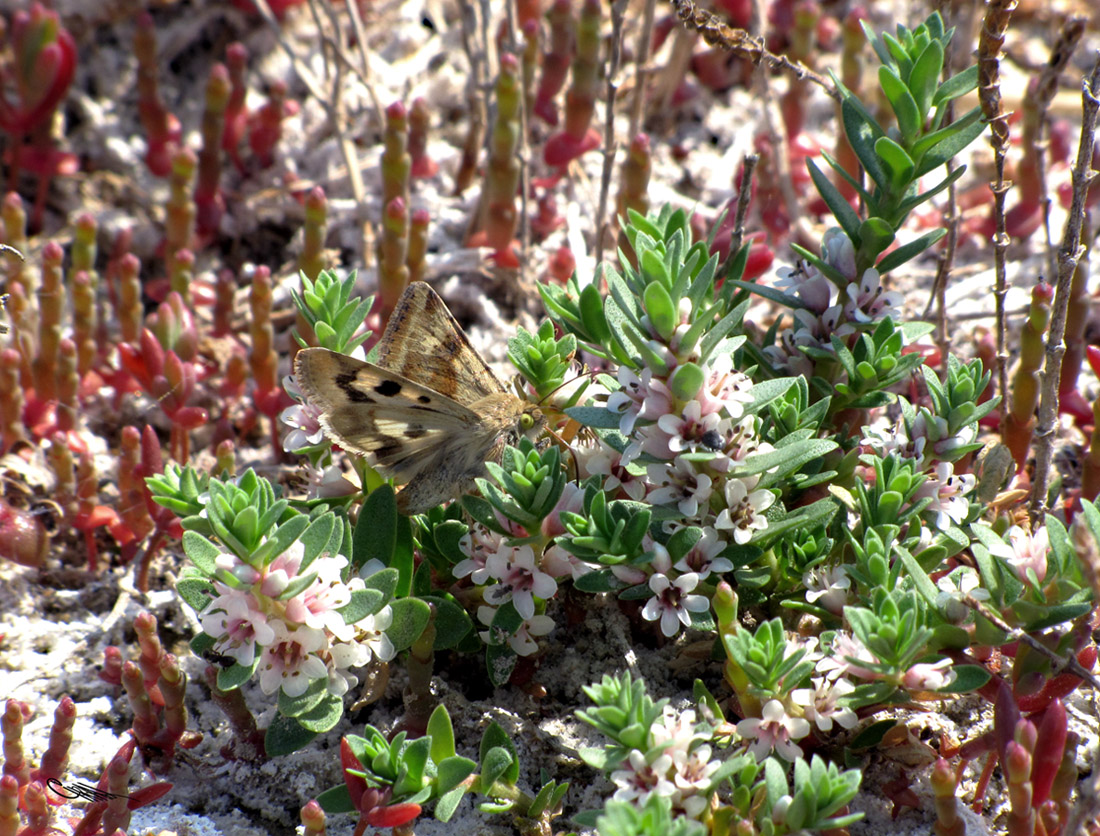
[519, 412, 535, 431]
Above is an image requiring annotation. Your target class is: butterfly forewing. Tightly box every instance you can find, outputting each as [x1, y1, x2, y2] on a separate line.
[294, 348, 480, 481]
[377, 282, 505, 406]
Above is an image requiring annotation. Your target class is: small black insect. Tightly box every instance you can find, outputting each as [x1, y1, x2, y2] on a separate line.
[701, 429, 724, 451]
[202, 648, 236, 669]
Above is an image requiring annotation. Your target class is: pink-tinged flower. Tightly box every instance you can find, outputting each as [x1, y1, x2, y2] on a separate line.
[673, 527, 733, 579]
[818, 632, 878, 681]
[477, 606, 555, 655]
[577, 440, 647, 500]
[453, 525, 504, 584]
[902, 657, 956, 691]
[483, 545, 558, 620]
[607, 366, 645, 434]
[713, 479, 775, 544]
[201, 584, 276, 667]
[305, 463, 359, 499]
[790, 676, 857, 733]
[610, 748, 677, 805]
[821, 227, 856, 278]
[916, 462, 976, 530]
[992, 525, 1050, 585]
[697, 353, 753, 419]
[658, 401, 723, 454]
[647, 459, 714, 518]
[257, 621, 329, 696]
[281, 398, 326, 451]
[773, 261, 837, 315]
[736, 699, 811, 761]
[258, 541, 306, 598]
[641, 572, 710, 637]
[284, 554, 360, 641]
[803, 565, 851, 615]
[861, 418, 924, 462]
[541, 542, 592, 581]
[842, 268, 904, 325]
[541, 481, 586, 538]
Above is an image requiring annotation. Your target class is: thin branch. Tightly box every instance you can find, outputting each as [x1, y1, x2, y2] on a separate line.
[976, 0, 1017, 435]
[595, 0, 629, 268]
[966, 596, 1100, 693]
[1034, 16, 1087, 283]
[342, 0, 386, 129]
[315, 0, 365, 204]
[1030, 52, 1100, 521]
[628, 0, 658, 141]
[668, 0, 839, 102]
[249, 0, 327, 102]
[727, 153, 758, 262]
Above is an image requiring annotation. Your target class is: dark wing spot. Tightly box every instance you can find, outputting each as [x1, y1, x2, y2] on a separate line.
[405, 425, 428, 439]
[337, 372, 375, 403]
[417, 395, 431, 404]
[374, 379, 403, 397]
[443, 335, 462, 357]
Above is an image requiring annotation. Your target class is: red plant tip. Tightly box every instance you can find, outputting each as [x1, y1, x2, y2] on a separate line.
[1032, 281, 1054, 303]
[411, 208, 430, 225]
[305, 186, 326, 211]
[227, 41, 248, 67]
[630, 133, 651, 155]
[500, 52, 519, 72]
[386, 100, 407, 122]
[385, 196, 407, 218]
[42, 239, 63, 261]
[301, 799, 326, 829]
[4, 191, 23, 210]
[76, 213, 95, 232]
[0, 498, 49, 568]
[544, 127, 601, 167]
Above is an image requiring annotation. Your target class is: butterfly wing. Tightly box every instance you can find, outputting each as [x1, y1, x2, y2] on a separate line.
[294, 347, 481, 483]
[377, 281, 505, 406]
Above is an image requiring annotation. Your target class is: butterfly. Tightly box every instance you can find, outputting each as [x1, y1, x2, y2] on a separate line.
[294, 282, 546, 514]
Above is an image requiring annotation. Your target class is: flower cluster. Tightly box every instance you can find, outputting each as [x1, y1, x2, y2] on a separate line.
[765, 229, 904, 376]
[202, 541, 394, 698]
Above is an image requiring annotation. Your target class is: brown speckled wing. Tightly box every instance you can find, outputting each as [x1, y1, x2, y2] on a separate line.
[376, 281, 504, 406]
[293, 347, 479, 483]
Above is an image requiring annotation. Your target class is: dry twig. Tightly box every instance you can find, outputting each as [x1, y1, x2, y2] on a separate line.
[668, 0, 839, 101]
[1030, 53, 1100, 521]
[596, 0, 629, 267]
[976, 0, 1017, 434]
[726, 153, 758, 265]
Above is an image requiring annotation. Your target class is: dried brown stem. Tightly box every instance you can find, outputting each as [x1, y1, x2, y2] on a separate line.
[1030, 53, 1100, 521]
[977, 0, 1017, 434]
[967, 596, 1100, 693]
[341, 0, 385, 129]
[596, 0, 628, 267]
[727, 153, 758, 263]
[628, 0, 658, 141]
[1035, 17, 1087, 282]
[668, 0, 839, 102]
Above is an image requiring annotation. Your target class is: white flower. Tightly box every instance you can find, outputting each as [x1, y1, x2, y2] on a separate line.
[790, 676, 857, 733]
[713, 478, 775, 543]
[646, 459, 713, 518]
[483, 545, 557, 620]
[641, 573, 710, 637]
[803, 565, 851, 615]
[902, 657, 956, 691]
[991, 525, 1050, 585]
[736, 699, 811, 761]
[673, 527, 734, 579]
